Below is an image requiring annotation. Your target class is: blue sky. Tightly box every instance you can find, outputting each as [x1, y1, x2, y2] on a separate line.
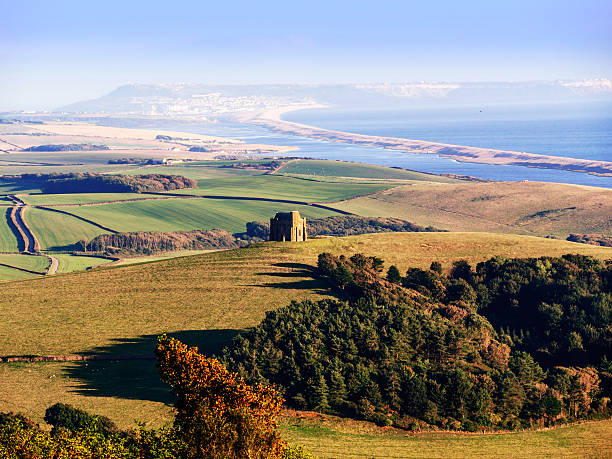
[2, 0, 611, 110]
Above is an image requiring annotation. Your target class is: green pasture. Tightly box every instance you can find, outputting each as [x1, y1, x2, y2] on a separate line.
[277, 159, 457, 182]
[24, 207, 108, 250]
[0, 253, 49, 273]
[59, 198, 340, 234]
[0, 208, 19, 252]
[0, 265, 38, 281]
[167, 174, 392, 201]
[21, 193, 152, 206]
[282, 416, 611, 458]
[53, 254, 114, 273]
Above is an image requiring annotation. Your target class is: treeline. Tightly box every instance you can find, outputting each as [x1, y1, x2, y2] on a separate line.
[107, 157, 164, 165]
[84, 229, 238, 255]
[4, 173, 196, 193]
[567, 233, 612, 247]
[239, 216, 439, 243]
[223, 252, 612, 431]
[22, 144, 110, 152]
[88, 216, 441, 256]
[219, 160, 285, 171]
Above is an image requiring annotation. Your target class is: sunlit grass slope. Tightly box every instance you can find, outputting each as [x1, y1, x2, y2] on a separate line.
[282, 414, 611, 459]
[1, 232, 610, 357]
[277, 159, 457, 182]
[336, 181, 612, 237]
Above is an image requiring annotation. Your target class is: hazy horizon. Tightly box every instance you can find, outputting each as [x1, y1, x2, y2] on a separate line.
[2, 0, 612, 110]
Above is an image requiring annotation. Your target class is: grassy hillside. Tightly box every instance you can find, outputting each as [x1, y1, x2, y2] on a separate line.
[53, 254, 114, 273]
[20, 192, 152, 206]
[0, 253, 48, 272]
[276, 159, 457, 182]
[59, 198, 340, 234]
[336, 181, 612, 237]
[282, 415, 612, 458]
[0, 209, 19, 252]
[24, 207, 109, 250]
[0, 232, 610, 454]
[0, 265, 37, 280]
[164, 173, 393, 201]
[2, 232, 610, 357]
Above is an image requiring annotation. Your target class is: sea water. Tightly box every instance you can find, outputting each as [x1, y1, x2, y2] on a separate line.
[88, 101, 612, 188]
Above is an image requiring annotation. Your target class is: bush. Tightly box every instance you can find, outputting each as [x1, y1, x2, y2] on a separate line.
[44, 403, 118, 436]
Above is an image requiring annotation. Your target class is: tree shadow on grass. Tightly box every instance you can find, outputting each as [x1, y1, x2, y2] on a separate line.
[63, 329, 241, 404]
[250, 262, 337, 296]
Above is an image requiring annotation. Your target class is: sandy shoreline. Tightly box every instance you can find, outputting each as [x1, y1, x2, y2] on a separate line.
[244, 105, 612, 177]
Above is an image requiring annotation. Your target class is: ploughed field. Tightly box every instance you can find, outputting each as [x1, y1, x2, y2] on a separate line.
[1, 231, 611, 457]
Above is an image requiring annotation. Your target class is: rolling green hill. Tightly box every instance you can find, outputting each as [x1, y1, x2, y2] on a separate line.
[276, 159, 457, 182]
[57, 198, 341, 235]
[24, 207, 109, 250]
[0, 210, 19, 252]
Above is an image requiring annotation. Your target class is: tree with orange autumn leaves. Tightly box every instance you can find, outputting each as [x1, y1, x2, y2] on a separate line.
[155, 334, 287, 459]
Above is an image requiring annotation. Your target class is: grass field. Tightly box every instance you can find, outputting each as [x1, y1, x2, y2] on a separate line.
[165, 174, 394, 202]
[281, 415, 612, 458]
[0, 208, 19, 252]
[20, 193, 153, 206]
[53, 254, 114, 273]
[112, 249, 219, 266]
[0, 253, 49, 272]
[336, 181, 612, 237]
[0, 265, 38, 281]
[24, 207, 109, 250]
[0, 359, 609, 457]
[1, 232, 610, 358]
[277, 159, 457, 182]
[60, 198, 340, 234]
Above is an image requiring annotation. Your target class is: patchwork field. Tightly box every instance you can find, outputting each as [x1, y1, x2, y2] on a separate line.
[336, 181, 612, 238]
[277, 159, 458, 182]
[57, 198, 341, 234]
[162, 172, 394, 201]
[0, 253, 49, 273]
[53, 254, 114, 273]
[0, 265, 37, 280]
[24, 207, 109, 250]
[0, 209, 19, 252]
[20, 192, 152, 206]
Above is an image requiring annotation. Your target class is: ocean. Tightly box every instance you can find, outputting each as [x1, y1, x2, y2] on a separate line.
[89, 101, 612, 188]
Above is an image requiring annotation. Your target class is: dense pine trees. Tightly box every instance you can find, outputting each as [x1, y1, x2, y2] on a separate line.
[224, 252, 612, 431]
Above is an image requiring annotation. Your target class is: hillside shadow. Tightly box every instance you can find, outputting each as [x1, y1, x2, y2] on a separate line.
[251, 262, 335, 295]
[63, 329, 241, 404]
